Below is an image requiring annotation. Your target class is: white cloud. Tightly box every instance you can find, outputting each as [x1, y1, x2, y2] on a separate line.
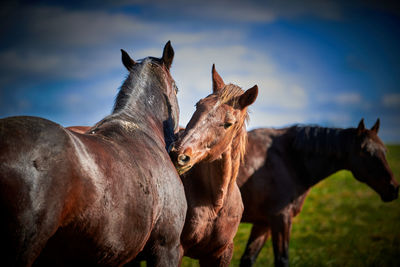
[316, 92, 362, 105]
[172, 44, 310, 127]
[159, 30, 246, 45]
[104, 0, 343, 22]
[0, 48, 121, 79]
[246, 109, 308, 129]
[0, 6, 250, 82]
[27, 6, 158, 47]
[334, 93, 361, 104]
[0, 5, 168, 82]
[181, 2, 276, 23]
[308, 111, 353, 126]
[382, 93, 400, 108]
[248, 77, 308, 109]
[59, 78, 123, 125]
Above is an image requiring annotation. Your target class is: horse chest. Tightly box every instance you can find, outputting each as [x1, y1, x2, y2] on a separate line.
[183, 215, 220, 257]
[183, 194, 242, 256]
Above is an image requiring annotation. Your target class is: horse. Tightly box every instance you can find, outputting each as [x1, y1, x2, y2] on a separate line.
[0, 41, 187, 267]
[237, 119, 399, 267]
[169, 65, 258, 266]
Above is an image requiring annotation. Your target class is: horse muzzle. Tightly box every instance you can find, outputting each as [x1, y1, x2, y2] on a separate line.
[381, 184, 399, 202]
[169, 148, 193, 175]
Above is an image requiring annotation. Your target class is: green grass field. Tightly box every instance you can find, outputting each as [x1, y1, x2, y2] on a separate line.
[181, 145, 400, 266]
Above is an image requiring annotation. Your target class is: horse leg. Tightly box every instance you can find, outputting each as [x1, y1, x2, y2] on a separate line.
[143, 220, 184, 267]
[270, 214, 292, 267]
[0, 197, 61, 266]
[0, 176, 64, 266]
[145, 243, 183, 267]
[199, 242, 234, 267]
[240, 223, 270, 267]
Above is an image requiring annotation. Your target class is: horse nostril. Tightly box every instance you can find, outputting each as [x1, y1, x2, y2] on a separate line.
[178, 154, 190, 166]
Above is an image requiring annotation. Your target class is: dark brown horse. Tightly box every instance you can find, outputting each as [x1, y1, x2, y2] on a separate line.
[169, 65, 258, 266]
[238, 119, 399, 267]
[0, 41, 187, 266]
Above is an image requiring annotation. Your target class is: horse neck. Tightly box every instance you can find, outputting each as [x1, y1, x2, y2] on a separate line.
[93, 70, 174, 147]
[290, 126, 352, 187]
[114, 73, 168, 128]
[197, 131, 243, 214]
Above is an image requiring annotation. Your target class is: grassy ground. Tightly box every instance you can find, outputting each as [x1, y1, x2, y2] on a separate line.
[181, 145, 400, 266]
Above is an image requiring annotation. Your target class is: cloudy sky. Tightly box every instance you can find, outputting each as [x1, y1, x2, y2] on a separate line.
[1, 0, 399, 142]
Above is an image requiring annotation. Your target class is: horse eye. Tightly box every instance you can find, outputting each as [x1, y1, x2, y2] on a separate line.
[223, 122, 233, 129]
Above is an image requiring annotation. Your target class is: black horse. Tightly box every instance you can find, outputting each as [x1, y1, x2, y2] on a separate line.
[238, 120, 399, 267]
[0, 42, 187, 266]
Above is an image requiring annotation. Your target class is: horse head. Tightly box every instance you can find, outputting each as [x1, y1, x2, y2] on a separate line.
[117, 41, 179, 135]
[171, 64, 258, 174]
[348, 118, 399, 202]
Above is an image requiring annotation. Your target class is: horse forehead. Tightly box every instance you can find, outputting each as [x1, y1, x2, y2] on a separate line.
[140, 58, 174, 89]
[136, 58, 165, 75]
[198, 96, 234, 111]
[138, 57, 160, 64]
[362, 135, 385, 154]
[196, 102, 232, 122]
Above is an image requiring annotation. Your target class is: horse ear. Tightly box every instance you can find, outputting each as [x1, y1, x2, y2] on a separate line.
[357, 118, 365, 135]
[239, 85, 258, 109]
[371, 118, 380, 133]
[121, 49, 135, 71]
[162, 40, 174, 70]
[212, 64, 225, 93]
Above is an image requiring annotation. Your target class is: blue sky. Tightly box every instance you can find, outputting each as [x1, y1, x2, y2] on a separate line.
[1, 0, 399, 142]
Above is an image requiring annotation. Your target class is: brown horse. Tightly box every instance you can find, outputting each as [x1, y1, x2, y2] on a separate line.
[169, 65, 258, 266]
[0, 41, 187, 266]
[238, 119, 399, 267]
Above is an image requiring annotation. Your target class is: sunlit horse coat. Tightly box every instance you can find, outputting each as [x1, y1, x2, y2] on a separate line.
[170, 65, 258, 266]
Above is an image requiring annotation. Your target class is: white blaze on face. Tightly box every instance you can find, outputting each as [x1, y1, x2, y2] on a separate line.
[363, 138, 385, 156]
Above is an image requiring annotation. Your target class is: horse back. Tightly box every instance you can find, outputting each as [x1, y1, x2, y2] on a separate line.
[0, 116, 175, 265]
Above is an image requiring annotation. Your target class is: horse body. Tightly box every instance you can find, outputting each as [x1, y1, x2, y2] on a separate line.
[0, 42, 186, 266]
[238, 128, 311, 220]
[0, 117, 160, 265]
[238, 121, 399, 267]
[170, 65, 258, 266]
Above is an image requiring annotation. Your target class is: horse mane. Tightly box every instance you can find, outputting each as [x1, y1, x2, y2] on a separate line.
[113, 73, 140, 115]
[217, 83, 249, 163]
[113, 58, 156, 115]
[91, 58, 166, 132]
[291, 125, 351, 157]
